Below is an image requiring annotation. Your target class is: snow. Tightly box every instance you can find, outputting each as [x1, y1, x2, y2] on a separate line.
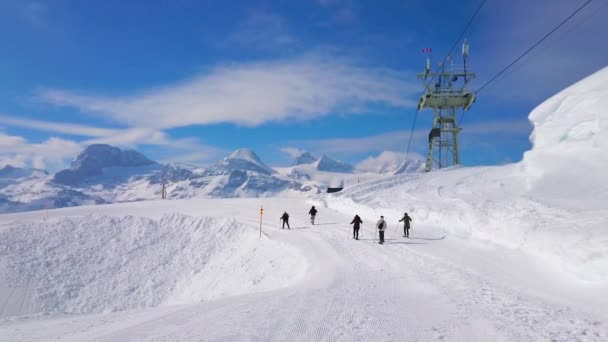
[0, 198, 606, 341]
[522, 65, 608, 210]
[0, 66, 607, 341]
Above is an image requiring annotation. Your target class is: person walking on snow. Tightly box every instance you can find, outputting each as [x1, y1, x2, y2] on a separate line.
[350, 215, 363, 240]
[309, 206, 318, 225]
[280, 211, 291, 229]
[399, 212, 413, 238]
[376, 216, 387, 244]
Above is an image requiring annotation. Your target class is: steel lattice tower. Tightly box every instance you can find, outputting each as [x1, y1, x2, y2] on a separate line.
[417, 40, 476, 172]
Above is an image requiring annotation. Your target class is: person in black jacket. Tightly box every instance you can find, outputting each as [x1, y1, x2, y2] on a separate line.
[280, 211, 290, 229]
[309, 206, 318, 225]
[350, 215, 363, 240]
[399, 212, 413, 237]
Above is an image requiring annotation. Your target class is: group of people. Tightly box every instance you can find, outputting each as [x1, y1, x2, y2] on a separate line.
[350, 213, 412, 244]
[280, 206, 317, 229]
[280, 206, 413, 245]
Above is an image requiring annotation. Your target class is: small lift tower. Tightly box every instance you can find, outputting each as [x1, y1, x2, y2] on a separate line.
[418, 40, 476, 172]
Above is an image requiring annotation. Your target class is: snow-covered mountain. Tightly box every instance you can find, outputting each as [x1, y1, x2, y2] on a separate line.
[315, 155, 354, 173]
[53, 144, 158, 186]
[0, 146, 322, 213]
[293, 152, 317, 166]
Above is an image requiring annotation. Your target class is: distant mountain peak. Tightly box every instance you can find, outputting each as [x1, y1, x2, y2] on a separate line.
[316, 155, 354, 173]
[54, 144, 157, 185]
[293, 152, 317, 166]
[228, 148, 264, 164]
[211, 148, 275, 175]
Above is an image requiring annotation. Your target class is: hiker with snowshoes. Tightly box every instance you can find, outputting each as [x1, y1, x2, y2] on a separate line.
[280, 211, 291, 229]
[309, 206, 318, 225]
[376, 216, 387, 244]
[399, 212, 413, 238]
[350, 215, 362, 240]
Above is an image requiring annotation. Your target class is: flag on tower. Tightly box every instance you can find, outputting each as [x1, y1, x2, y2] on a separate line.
[422, 48, 432, 53]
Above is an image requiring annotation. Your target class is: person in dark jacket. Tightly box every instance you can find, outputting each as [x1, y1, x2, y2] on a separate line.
[399, 213, 413, 237]
[350, 215, 363, 240]
[309, 206, 318, 225]
[280, 211, 290, 229]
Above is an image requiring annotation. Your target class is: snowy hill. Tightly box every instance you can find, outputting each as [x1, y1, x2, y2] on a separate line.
[315, 154, 354, 173]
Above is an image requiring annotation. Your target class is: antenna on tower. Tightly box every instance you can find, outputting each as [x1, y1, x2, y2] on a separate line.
[417, 39, 476, 172]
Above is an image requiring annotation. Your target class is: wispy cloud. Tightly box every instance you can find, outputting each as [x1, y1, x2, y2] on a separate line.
[355, 151, 424, 173]
[226, 10, 295, 49]
[23, 1, 48, 27]
[280, 147, 305, 158]
[40, 56, 418, 129]
[0, 114, 119, 137]
[0, 115, 225, 169]
[0, 132, 81, 170]
[287, 118, 532, 156]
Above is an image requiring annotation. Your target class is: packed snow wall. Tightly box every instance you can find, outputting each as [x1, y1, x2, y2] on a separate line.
[522, 65, 608, 210]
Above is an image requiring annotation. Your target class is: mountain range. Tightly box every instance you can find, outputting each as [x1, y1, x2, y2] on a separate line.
[0, 145, 421, 214]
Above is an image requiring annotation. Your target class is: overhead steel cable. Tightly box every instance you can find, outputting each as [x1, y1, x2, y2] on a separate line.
[474, 0, 593, 95]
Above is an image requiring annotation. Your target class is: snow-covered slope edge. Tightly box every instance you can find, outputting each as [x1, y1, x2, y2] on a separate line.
[324, 66, 608, 282]
[522, 66, 608, 209]
[0, 213, 307, 318]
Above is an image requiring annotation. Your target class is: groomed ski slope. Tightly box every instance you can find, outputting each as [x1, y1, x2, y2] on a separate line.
[0, 197, 606, 341]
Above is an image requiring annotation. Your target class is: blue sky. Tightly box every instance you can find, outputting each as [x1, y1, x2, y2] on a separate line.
[0, 0, 606, 171]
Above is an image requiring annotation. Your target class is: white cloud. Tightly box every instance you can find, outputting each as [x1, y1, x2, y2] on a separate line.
[40, 56, 418, 129]
[280, 147, 305, 158]
[356, 151, 424, 174]
[0, 114, 120, 137]
[0, 132, 81, 171]
[226, 10, 295, 49]
[289, 118, 531, 155]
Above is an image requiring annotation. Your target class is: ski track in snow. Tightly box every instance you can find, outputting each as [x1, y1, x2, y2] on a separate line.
[0, 198, 606, 341]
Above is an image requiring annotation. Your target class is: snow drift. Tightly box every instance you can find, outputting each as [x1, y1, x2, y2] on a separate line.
[0, 214, 307, 318]
[522, 65, 608, 210]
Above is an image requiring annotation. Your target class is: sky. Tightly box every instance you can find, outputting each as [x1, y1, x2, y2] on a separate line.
[0, 0, 606, 172]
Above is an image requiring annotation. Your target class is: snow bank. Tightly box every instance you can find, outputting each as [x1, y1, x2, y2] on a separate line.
[522, 65, 608, 210]
[0, 214, 307, 318]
